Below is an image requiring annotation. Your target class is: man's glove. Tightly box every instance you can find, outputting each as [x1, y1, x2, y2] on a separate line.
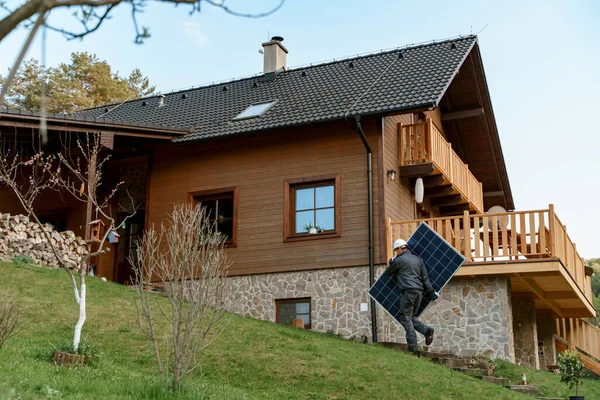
[427, 291, 439, 301]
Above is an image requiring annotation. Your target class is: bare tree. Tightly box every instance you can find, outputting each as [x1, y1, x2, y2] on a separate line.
[0, 0, 285, 109]
[131, 203, 231, 390]
[0, 294, 20, 350]
[0, 133, 136, 352]
[0, 0, 285, 43]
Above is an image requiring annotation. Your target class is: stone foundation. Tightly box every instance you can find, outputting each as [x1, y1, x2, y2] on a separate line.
[229, 266, 373, 339]
[512, 298, 539, 368]
[537, 315, 556, 369]
[377, 273, 515, 361]
[228, 266, 518, 361]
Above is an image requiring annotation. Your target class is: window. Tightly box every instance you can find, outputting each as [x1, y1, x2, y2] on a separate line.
[233, 100, 277, 120]
[284, 174, 341, 241]
[276, 298, 311, 329]
[189, 187, 238, 245]
[38, 212, 68, 232]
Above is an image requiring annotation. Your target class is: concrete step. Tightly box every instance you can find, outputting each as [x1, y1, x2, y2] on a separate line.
[506, 385, 540, 396]
[481, 376, 508, 385]
[432, 357, 470, 368]
[453, 367, 491, 377]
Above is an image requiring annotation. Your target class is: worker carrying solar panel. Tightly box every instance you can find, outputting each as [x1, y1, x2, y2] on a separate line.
[385, 238, 439, 352]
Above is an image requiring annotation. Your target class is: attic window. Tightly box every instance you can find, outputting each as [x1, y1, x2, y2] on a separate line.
[232, 100, 276, 120]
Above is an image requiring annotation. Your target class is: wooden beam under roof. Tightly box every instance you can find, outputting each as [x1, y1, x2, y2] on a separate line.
[515, 273, 564, 317]
[441, 108, 484, 121]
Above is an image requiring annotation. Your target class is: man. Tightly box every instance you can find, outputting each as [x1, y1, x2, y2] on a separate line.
[385, 238, 438, 352]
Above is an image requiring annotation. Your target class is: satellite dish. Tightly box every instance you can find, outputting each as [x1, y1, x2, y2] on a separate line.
[415, 177, 424, 204]
[486, 205, 507, 230]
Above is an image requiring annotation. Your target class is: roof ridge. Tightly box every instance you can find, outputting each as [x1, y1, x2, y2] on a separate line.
[75, 34, 477, 113]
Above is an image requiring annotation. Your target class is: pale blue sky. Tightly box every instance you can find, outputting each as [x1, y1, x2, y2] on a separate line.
[1, 0, 599, 257]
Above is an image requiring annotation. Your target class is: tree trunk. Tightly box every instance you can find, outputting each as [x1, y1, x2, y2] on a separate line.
[73, 271, 87, 352]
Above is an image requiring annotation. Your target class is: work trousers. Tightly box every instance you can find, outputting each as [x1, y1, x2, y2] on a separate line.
[398, 290, 430, 350]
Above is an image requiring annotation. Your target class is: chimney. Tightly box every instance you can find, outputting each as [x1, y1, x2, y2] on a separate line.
[262, 36, 288, 74]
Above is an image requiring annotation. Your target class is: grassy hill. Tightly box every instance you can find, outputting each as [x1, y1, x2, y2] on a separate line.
[0, 262, 598, 399]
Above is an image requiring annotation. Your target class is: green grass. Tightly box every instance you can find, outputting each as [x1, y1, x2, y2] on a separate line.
[0, 262, 597, 399]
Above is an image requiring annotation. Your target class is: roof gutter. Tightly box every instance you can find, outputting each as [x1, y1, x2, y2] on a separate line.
[352, 115, 377, 344]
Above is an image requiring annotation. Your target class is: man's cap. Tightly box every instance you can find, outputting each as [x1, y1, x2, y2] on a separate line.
[393, 239, 407, 250]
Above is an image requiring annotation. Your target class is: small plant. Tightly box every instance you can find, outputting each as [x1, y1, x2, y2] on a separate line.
[50, 338, 101, 367]
[303, 222, 322, 234]
[558, 349, 585, 397]
[10, 255, 35, 265]
[0, 294, 21, 350]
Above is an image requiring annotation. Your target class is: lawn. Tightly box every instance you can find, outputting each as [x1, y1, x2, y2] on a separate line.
[0, 261, 597, 399]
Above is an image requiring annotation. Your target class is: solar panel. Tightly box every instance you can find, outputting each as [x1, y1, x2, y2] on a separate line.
[369, 222, 466, 324]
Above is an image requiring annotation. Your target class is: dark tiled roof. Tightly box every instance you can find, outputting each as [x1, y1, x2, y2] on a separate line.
[1, 106, 187, 133]
[75, 36, 477, 143]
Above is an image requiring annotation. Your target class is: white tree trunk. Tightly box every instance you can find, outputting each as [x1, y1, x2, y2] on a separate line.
[73, 278, 86, 352]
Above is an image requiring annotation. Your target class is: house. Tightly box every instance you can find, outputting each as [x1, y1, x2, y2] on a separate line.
[0, 35, 596, 372]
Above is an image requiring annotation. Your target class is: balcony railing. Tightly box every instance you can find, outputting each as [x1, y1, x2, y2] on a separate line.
[555, 318, 600, 374]
[387, 204, 591, 303]
[399, 119, 484, 213]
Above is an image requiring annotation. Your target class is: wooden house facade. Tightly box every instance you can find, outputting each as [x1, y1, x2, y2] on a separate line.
[0, 35, 596, 372]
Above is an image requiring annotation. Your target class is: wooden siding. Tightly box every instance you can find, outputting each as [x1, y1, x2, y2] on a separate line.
[147, 119, 382, 276]
[382, 114, 418, 258]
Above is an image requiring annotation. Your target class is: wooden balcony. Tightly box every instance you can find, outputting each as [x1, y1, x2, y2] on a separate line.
[387, 205, 594, 318]
[399, 119, 484, 214]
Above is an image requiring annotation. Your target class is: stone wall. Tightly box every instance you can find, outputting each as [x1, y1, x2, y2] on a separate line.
[229, 266, 373, 339]
[378, 273, 515, 361]
[512, 298, 539, 368]
[228, 265, 517, 361]
[0, 213, 88, 269]
[537, 315, 556, 368]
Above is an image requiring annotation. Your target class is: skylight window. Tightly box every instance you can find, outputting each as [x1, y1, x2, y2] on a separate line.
[233, 100, 276, 120]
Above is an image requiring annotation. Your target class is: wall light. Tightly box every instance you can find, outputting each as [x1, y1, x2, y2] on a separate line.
[386, 169, 397, 182]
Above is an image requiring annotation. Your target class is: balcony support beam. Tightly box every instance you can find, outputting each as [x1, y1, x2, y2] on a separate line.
[515, 273, 564, 317]
[441, 108, 484, 121]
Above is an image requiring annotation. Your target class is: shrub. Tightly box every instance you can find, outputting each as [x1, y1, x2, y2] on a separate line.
[558, 349, 585, 396]
[0, 294, 21, 350]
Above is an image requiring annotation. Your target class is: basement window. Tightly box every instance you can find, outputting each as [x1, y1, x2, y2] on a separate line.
[276, 298, 311, 329]
[232, 100, 276, 120]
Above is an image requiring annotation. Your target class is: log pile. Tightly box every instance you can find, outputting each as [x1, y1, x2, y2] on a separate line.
[0, 213, 88, 269]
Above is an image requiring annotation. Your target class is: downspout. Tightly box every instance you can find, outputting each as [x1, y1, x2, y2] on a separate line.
[353, 115, 377, 343]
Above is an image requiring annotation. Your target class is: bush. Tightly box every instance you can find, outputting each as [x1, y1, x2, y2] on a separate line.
[0, 294, 21, 350]
[558, 349, 585, 396]
[10, 255, 35, 265]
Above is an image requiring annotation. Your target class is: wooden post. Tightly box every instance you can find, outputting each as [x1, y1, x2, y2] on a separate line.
[84, 150, 97, 241]
[397, 123, 403, 166]
[463, 210, 471, 260]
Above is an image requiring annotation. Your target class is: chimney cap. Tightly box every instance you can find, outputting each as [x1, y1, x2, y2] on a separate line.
[271, 36, 284, 42]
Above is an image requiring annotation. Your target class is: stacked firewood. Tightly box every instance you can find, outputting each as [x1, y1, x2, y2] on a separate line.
[0, 213, 88, 269]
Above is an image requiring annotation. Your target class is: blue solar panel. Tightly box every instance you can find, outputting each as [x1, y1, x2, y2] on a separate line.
[369, 222, 466, 322]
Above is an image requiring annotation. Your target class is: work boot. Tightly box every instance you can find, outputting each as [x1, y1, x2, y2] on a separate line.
[425, 328, 435, 346]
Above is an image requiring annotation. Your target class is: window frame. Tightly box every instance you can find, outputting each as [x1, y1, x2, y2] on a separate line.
[283, 173, 341, 242]
[275, 297, 312, 329]
[189, 186, 239, 247]
[232, 100, 277, 121]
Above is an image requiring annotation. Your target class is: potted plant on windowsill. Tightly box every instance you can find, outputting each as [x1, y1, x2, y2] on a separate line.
[558, 349, 585, 400]
[303, 222, 322, 235]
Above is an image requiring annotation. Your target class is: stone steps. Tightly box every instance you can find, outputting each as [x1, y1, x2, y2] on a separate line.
[452, 367, 492, 377]
[382, 342, 542, 397]
[505, 385, 540, 396]
[481, 376, 508, 385]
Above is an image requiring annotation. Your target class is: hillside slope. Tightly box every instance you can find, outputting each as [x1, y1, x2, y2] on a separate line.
[0, 262, 592, 399]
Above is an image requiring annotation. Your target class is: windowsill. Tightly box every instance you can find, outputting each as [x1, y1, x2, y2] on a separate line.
[224, 241, 237, 248]
[284, 232, 341, 242]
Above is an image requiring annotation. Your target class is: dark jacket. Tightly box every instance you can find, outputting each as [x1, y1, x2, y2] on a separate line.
[385, 249, 434, 295]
